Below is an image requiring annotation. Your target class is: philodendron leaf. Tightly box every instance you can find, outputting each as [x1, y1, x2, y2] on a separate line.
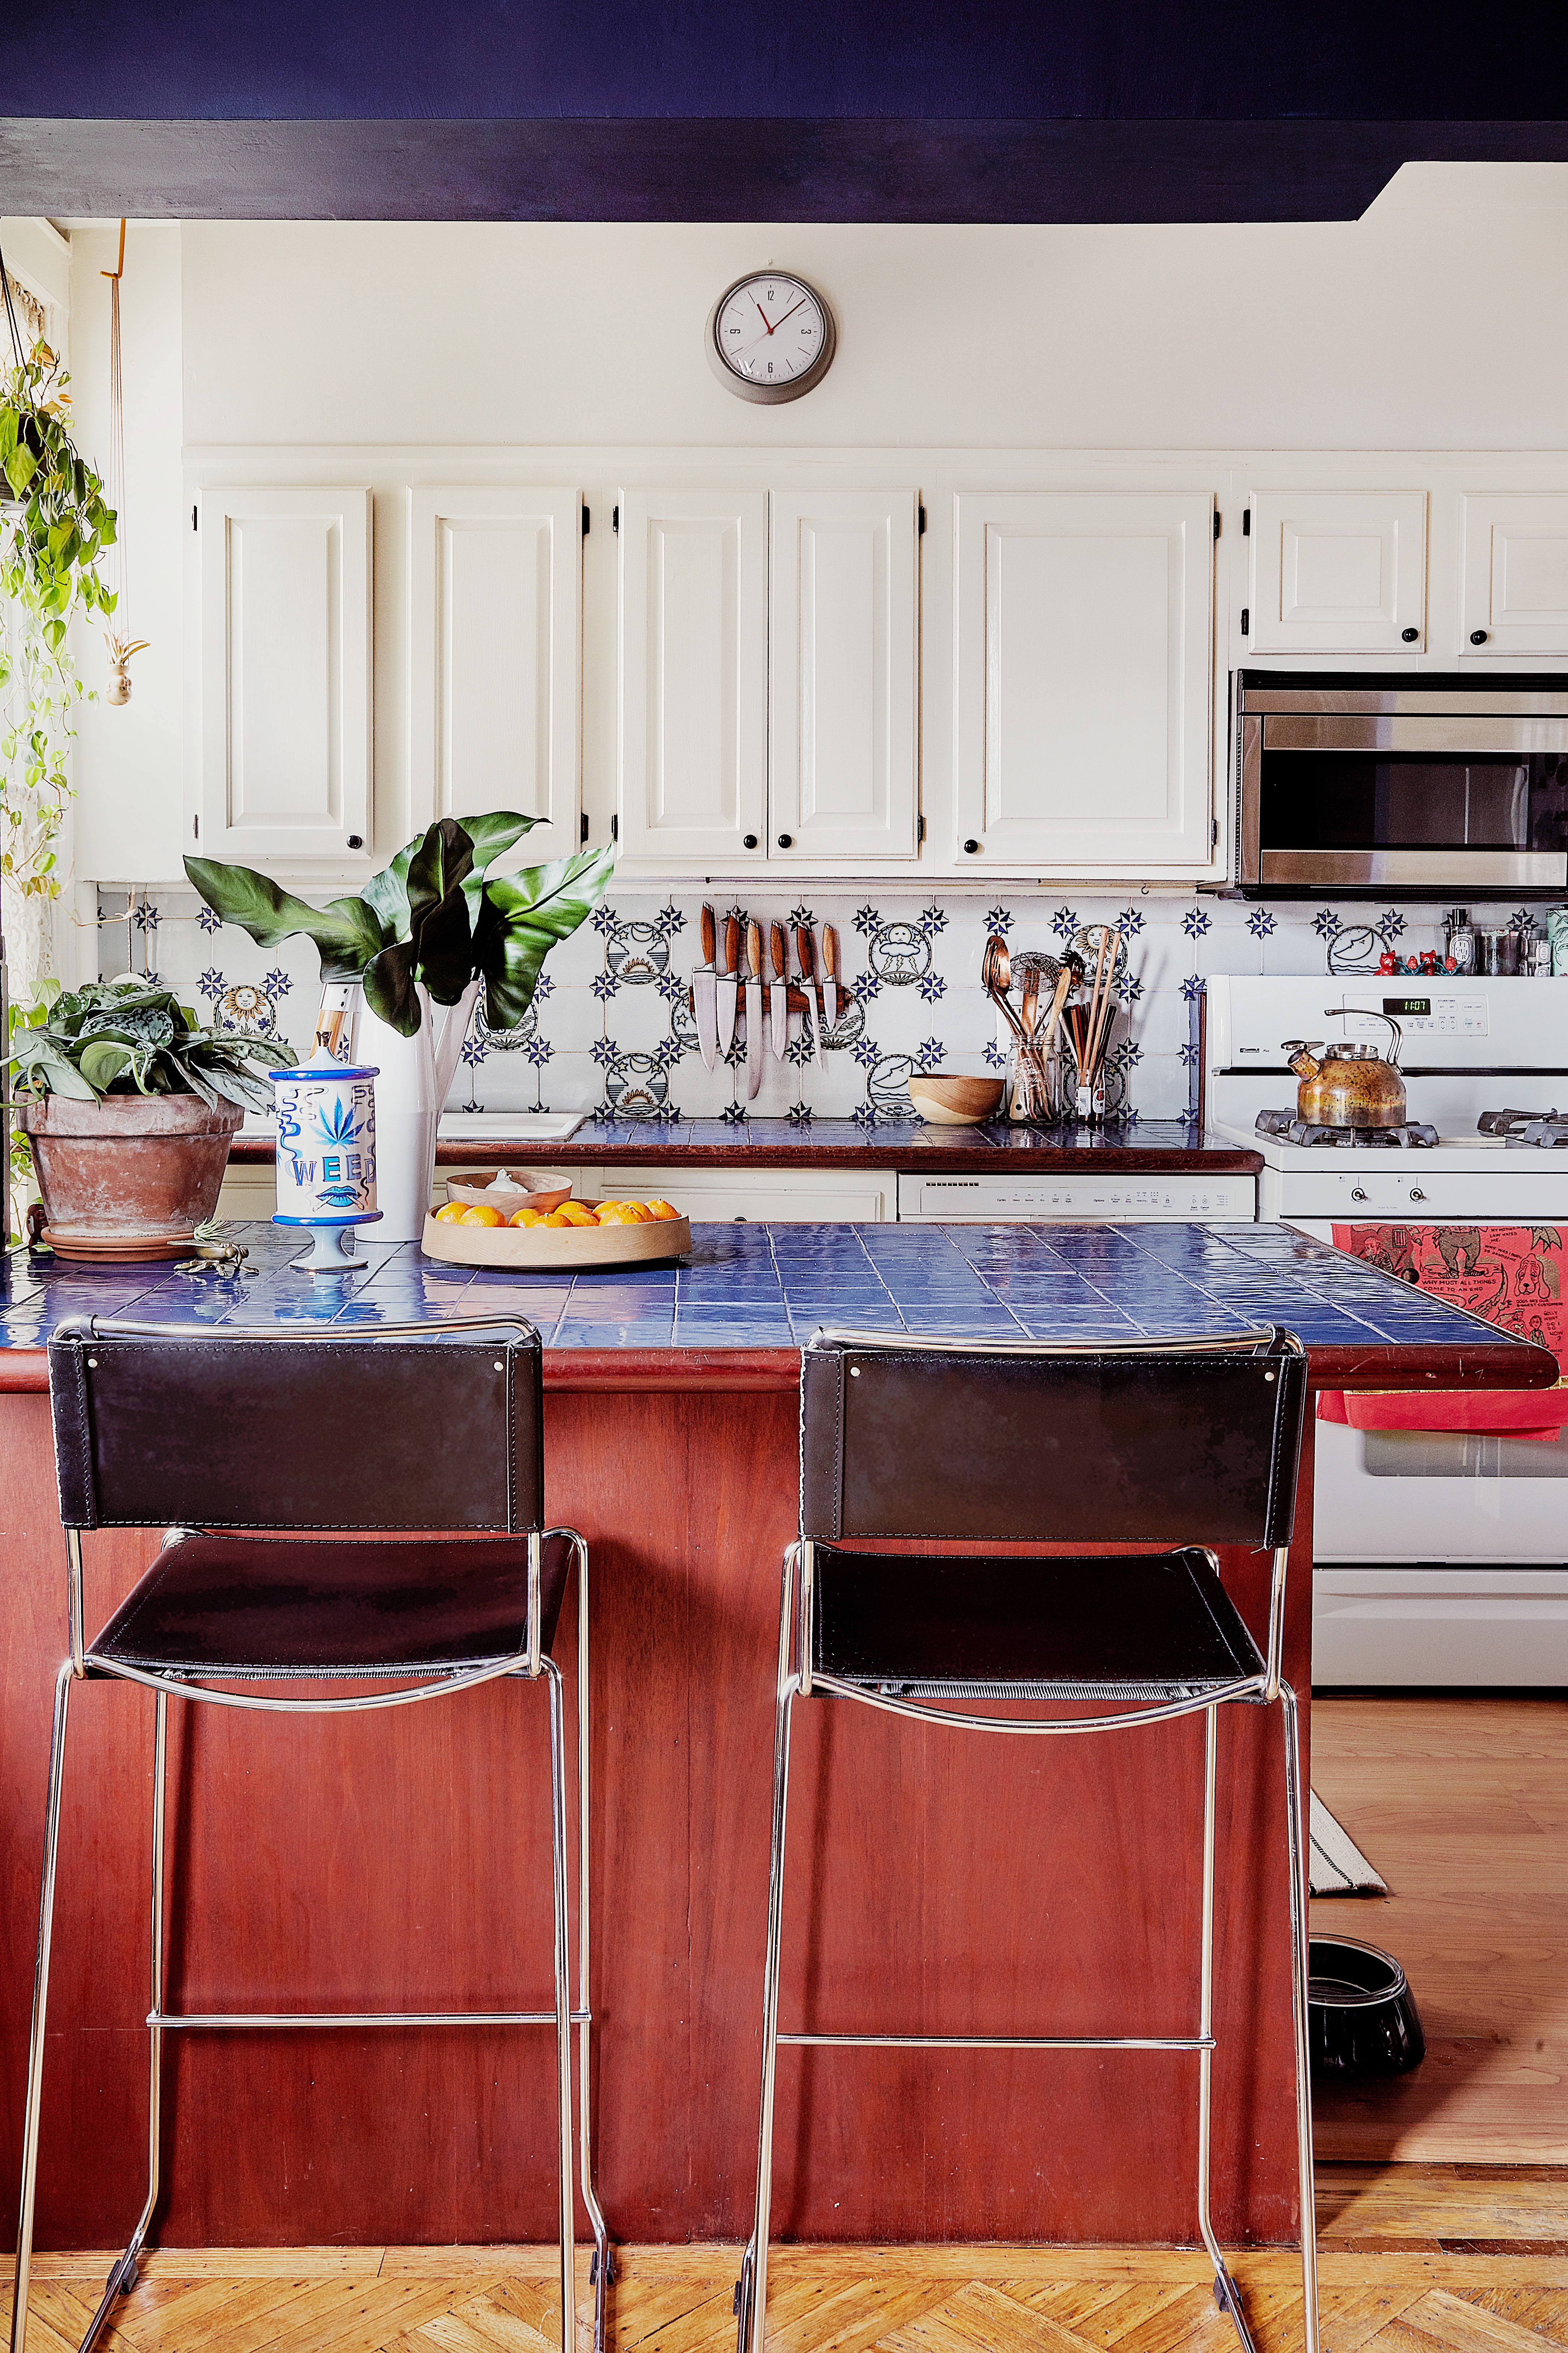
[184, 858, 385, 980]
[362, 811, 539, 944]
[476, 844, 615, 1032]
[363, 939, 422, 1037]
[402, 819, 481, 1004]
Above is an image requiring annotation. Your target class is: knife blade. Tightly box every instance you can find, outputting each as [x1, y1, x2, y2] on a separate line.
[745, 921, 764, 1102]
[796, 924, 824, 1069]
[769, 923, 789, 1061]
[822, 923, 840, 1035]
[717, 913, 740, 1059]
[693, 902, 718, 1072]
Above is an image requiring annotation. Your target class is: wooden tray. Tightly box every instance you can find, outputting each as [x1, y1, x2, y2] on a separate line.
[421, 1211, 692, 1270]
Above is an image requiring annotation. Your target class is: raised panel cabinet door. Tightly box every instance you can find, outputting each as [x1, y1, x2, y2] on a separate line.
[1249, 488, 1427, 653]
[954, 491, 1214, 868]
[769, 488, 918, 860]
[408, 485, 581, 860]
[618, 488, 767, 863]
[1462, 494, 1568, 657]
[198, 485, 371, 864]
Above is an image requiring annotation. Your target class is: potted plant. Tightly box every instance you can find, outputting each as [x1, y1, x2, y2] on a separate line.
[5, 979, 292, 1255]
[187, 814, 614, 1240]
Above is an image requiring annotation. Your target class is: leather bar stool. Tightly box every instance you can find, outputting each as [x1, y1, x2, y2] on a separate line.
[734, 1325, 1317, 2353]
[10, 1316, 611, 2353]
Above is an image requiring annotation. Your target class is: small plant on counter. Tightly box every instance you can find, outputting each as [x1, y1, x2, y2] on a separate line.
[5, 979, 293, 1110]
[186, 813, 615, 1035]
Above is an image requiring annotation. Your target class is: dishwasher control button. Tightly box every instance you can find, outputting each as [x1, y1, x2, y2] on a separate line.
[1351, 1185, 1368, 1202]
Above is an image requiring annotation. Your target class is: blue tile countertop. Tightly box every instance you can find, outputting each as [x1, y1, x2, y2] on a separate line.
[0, 1221, 1554, 1394]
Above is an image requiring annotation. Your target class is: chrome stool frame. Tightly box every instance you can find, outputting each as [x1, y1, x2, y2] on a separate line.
[734, 1326, 1317, 2353]
[10, 1317, 610, 2353]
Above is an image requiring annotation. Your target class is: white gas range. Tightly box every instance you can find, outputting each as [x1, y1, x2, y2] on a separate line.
[1206, 973, 1568, 1689]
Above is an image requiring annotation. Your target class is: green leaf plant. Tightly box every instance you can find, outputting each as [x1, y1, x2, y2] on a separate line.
[186, 817, 615, 1040]
[4, 980, 294, 1113]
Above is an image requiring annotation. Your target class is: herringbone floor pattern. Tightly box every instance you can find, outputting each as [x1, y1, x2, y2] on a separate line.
[10, 2232, 1568, 2353]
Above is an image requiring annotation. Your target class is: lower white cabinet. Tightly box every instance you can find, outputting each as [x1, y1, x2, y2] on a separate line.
[1245, 487, 1427, 654]
[577, 1168, 890, 1222]
[953, 489, 1214, 870]
[1461, 494, 1568, 658]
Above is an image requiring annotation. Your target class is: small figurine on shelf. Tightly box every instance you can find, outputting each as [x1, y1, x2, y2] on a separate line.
[271, 1045, 382, 1274]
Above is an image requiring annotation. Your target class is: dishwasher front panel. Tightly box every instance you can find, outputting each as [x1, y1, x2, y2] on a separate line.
[896, 1173, 1258, 1222]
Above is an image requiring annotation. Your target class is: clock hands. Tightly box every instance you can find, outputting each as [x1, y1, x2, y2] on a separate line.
[754, 299, 774, 336]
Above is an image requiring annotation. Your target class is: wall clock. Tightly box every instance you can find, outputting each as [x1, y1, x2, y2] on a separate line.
[706, 270, 836, 404]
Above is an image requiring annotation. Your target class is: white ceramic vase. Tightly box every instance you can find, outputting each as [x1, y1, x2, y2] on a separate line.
[354, 977, 482, 1243]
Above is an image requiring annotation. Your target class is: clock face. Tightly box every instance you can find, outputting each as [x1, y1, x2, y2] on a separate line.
[708, 272, 835, 404]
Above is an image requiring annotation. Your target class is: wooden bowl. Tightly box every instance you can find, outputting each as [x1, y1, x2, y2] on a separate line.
[422, 1211, 692, 1270]
[441, 1167, 574, 1215]
[907, 1074, 1005, 1126]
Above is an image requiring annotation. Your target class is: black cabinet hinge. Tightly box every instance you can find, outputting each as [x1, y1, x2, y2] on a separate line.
[1240, 606, 1250, 635]
[612, 504, 620, 533]
[1213, 511, 1221, 540]
[192, 813, 199, 839]
[918, 504, 926, 534]
[582, 504, 590, 535]
[1242, 508, 1251, 535]
[611, 813, 619, 841]
[191, 504, 198, 531]
[1212, 816, 1220, 849]
[580, 812, 589, 844]
[917, 813, 926, 842]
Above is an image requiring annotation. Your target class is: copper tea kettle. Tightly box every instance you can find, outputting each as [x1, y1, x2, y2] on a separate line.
[1281, 1010, 1407, 1130]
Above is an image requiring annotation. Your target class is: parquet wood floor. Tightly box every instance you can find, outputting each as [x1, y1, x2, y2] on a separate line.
[9, 2231, 1568, 2353]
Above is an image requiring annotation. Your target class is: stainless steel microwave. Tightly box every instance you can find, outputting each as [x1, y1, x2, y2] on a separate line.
[1235, 669, 1568, 896]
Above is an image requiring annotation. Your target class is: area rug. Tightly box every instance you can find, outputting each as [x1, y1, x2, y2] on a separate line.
[1309, 1791, 1387, 1896]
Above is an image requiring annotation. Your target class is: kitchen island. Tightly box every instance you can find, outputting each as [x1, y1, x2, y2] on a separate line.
[0, 1222, 1550, 2259]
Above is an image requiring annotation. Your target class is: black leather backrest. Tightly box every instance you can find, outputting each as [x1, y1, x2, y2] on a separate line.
[48, 1330, 544, 1532]
[800, 1330, 1306, 1550]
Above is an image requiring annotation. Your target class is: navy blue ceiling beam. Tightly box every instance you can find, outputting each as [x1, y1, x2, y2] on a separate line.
[5, 116, 1568, 222]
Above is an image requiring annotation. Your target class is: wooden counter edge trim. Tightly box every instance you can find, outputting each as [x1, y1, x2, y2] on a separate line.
[225, 1137, 1268, 1175]
[0, 1339, 1552, 1398]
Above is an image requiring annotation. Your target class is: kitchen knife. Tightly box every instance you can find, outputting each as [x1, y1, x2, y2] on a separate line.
[769, 922, 789, 1061]
[717, 914, 740, 1060]
[693, 902, 718, 1072]
[745, 921, 764, 1102]
[822, 924, 840, 1035]
[796, 924, 824, 1069]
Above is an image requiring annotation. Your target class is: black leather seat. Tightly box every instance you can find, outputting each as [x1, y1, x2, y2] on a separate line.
[93, 1529, 576, 1680]
[11, 1316, 611, 2353]
[736, 1325, 1318, 2353]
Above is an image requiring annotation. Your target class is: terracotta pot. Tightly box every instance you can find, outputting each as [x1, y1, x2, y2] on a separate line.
[23, 1092, 243, 1242]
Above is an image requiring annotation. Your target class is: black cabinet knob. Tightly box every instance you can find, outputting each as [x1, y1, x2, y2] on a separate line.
[742, 833, 758, 849]
[776, 833, 793, 848]
[347, 834, 364, 849]
[1400, 627, 1419, 643]
[1470, 629, 1489, 645]
[962, 838, 980, 854]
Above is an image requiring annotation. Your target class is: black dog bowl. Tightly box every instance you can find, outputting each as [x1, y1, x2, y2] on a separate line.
[1308, 1935, 1425, 2078]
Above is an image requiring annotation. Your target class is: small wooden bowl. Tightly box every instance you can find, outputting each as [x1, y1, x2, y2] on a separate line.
[441, 1167, 574, 1215]
[422, 1211, 692, 1270]
[908, 1074, 1005, 1126]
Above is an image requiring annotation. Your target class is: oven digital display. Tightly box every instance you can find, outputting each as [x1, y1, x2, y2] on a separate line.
[1383, 996, 1431, 1018]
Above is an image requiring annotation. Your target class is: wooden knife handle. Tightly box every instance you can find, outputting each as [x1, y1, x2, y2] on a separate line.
[822, 925, 839, 983]
[723, 914, 740, 976]
[746, 920, 763, 979]
[701, 903, 716, 966]
[794, 924, 815, 980]
[770, 921, 787, 980]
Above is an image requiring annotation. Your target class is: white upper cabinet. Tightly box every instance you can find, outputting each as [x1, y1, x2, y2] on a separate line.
[768, 489, 919, 862]
[198, 485, 371, 865]
[1461, 494, 1568, 658]
[1246, 488, 1427, 653]
[953, 490, 1214, 871]
[408, 485, 581, 862]
[618, 488, 767, 863]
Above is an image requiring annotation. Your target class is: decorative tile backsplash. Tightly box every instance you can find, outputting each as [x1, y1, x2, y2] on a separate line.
[97, 885, 1537, 1127]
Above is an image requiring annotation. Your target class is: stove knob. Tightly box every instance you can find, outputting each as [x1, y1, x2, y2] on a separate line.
[1351, 1186, 1369, 1202]
[1410, 1186, 1427, 1202]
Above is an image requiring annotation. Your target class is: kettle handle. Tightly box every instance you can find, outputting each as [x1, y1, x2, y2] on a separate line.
[1329, 1006, 1403, 1067]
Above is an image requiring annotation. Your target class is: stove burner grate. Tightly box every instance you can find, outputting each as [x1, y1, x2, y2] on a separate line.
[1477, 1107, 1568, 1148]
[1255, 1110, 1439, 1149]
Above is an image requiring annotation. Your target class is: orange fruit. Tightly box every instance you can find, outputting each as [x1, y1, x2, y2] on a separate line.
[508, 1207, 548, 1228]
[645, 1199, 681, 1221]
[544, 1207, 577, 1227]
[620, 1202, 653, 1223]
[461, 1205, 506, 1228]
[560, 1203, 598, 1226]
[434, 1200, 467, 1223]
